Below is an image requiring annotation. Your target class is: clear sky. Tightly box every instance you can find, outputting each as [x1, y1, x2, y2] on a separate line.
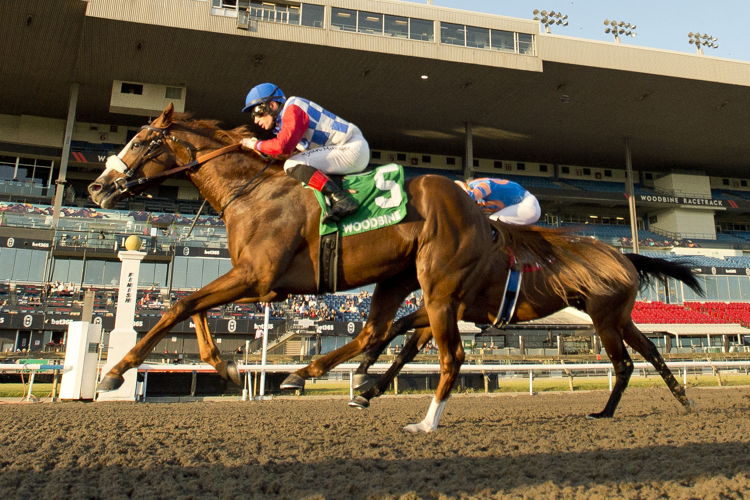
[403, 0, 750, 62]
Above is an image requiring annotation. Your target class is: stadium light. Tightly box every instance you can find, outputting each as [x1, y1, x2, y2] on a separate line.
[603, 19, 637, 43]
[688, 32, 718, 55]
[533, 9, 569, 33]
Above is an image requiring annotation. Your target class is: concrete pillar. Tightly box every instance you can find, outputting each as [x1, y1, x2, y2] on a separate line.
[52, 82, 79, 229]
[624, 137, 640, 254]
[463, 122, 474, 179]
[556, 335, 563, 355]
[664, 335, 672, 354]
[518, 335, 526, 356]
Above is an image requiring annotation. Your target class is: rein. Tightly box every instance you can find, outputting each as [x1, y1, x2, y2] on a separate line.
[118, 143, 242, 193]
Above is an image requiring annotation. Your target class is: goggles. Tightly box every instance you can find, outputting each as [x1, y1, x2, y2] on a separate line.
[250, 103, 270, 118]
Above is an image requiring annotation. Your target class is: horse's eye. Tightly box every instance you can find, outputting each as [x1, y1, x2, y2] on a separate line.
[132, 142, 142, 150]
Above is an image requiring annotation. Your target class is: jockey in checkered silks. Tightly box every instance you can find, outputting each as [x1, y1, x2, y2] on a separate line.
[241, 82, 368, 221]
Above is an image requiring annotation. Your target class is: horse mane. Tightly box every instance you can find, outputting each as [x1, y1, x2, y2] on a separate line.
[494, 222, 633, 302]
[173, 113, 254, 145]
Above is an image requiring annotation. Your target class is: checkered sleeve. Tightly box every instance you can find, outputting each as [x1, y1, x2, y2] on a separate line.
[256, 104, 309, 156]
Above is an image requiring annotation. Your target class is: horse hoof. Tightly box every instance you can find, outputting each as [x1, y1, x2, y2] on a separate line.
[280, 373, 305, 390]
[403, 422, 433, 434]
[683, 399, 697, 414]
[348, 396, 370, 409]
[585, 411, 613, 420]
[97, 374, 124, 392]
[352, 374, 376, 391]
[226, 361, 242, 387]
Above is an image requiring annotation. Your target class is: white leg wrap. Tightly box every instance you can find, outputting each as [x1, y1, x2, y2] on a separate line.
[403, 397, 446, 434]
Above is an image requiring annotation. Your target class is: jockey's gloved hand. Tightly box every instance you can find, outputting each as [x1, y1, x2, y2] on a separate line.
[241, 137, 259, 151]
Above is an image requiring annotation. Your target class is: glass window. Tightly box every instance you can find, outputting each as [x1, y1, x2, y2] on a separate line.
[409, 18, 434, 42]
[201, 259, 221, 287]
[716, 276, 730, 301]
[0, 248, 16, 280]
[703, 276, 718, 300]
[218, 259, 232, 276]
[102, 261, 122, 286]
[185, 259, 205, 288]
[440, 22, 465, 46]
[490, 29, 514, 52]
[83, 260, 104, 285]
[738, 277, 750, 300]
[331, 8, 356, 31]
[301, 3, 324, 28]
[171, 258, 188, 289]
[288, 4, 300, 24]
[518, 33, 534, 54]
[728, 276, 742, 301]
[384, 15, 408, 38]
[358, 11, 382, 34]
[466, 26, 489, 48]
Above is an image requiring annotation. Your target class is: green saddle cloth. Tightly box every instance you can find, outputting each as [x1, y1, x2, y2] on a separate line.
[313, 164, 408, 237]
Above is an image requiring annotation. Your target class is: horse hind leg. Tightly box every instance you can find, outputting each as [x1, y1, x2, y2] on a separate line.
[193, 311, 241, 386]
[621, 320, 692, 412]
[352, 308, 430, 392]
[588, 323, 634, 419]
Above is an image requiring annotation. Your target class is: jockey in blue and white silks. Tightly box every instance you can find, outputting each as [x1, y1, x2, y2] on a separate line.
[456, 178, 541, 225]
[240, 82, 368, 221]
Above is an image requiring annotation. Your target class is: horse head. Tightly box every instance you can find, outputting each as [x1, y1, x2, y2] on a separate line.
[87, 103, 198, 209]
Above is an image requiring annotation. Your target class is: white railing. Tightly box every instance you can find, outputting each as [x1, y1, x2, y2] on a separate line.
[140, 360, 750, 399]
[3, 360, 749, 401]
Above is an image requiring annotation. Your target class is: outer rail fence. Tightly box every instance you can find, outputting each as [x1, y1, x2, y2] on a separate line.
[3, 361, 749, 401]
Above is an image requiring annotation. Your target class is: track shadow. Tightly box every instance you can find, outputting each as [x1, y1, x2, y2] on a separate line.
[1, 441, 748, 498]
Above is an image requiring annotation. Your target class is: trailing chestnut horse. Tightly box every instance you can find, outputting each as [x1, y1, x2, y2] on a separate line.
[87, 104, 494, 431]
[295, 222, 704, 427]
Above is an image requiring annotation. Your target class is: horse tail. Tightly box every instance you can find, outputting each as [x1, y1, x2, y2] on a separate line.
[624, 253, 704, 296]
[496, 223, 633, 300]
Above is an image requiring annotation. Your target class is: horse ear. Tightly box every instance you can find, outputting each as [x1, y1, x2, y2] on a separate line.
[153, 103, 174, 128]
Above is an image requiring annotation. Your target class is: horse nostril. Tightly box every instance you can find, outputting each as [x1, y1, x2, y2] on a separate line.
[88, 183, 102, 194]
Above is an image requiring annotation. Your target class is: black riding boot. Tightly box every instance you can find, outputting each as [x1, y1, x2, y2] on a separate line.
[319, 179, 359, 221]
[286, 164, 359, 221]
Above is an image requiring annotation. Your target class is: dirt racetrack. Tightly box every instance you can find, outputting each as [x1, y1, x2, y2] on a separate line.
[1, 386, 749, 499]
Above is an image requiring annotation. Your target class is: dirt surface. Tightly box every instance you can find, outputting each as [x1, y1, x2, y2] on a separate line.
[2, 387, 749, 499]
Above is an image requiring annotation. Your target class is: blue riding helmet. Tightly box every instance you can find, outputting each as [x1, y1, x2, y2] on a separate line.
[241, 83, 286, 113]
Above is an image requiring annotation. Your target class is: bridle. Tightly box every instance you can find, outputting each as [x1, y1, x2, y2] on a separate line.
[111, 124, 242, 195]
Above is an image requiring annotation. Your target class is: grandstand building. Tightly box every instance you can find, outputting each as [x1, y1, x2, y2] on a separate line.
[1, 0, 750, 356]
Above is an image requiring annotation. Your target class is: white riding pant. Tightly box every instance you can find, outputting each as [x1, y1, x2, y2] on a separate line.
[283, 127, 370, 176]
[489, 192, 541, 225]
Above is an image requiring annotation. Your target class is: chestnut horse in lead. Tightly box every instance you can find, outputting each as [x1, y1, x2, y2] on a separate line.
[88, 104, 493, 432]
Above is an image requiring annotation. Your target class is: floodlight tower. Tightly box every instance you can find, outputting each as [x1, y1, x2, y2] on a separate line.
[604, 19, 637, 43]
[688, 32, 718, 55]
[533, 9, 569, 33]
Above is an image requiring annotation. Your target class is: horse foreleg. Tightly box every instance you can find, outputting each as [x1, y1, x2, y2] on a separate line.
[351, 325, 432, 408]
[404, 302, 463, 433]
[587, 324, 634, 419]
[97, 269, 252, 392]
[622, 321, 691, 412]
[193, 311, 242, 386]
[280, 277, 414, 390]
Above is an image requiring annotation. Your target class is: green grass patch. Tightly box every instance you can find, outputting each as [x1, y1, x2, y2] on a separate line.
[0, 383, 54, 398]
